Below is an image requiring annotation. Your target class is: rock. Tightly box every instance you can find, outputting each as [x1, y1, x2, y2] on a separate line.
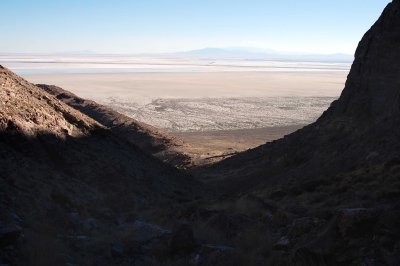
[169, 223, 197, 254]
[67, 212, 80, 227]
[338, 208, 378, 237]
[377, 209, 400, 239]
[133, 255, 153, 266]
[110, 243, 125, 259]
[0, 225, 22, 248]
[331, 0, 400, 121]
[289, 217, 324, 238]
[190, 208, 219, 221]
[366, 151, 379, 161]
[83, 218, 99, 231]
[361, 258, 385, 266]
[293, 217, 339, 264]
[204, 212, 255, 241]
[202, 243, 234, 252]
[273, 236, 290, 250]
[382, 249, 400, 266]
[199, 244, 238, 266]
[271, 210, 292, 226]
[131, 220, 170, 243]
[192, 253, 202, 265]
[115, 216, 126, 227]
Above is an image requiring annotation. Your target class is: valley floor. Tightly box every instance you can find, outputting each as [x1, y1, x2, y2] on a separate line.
[173, 125, 304, 164]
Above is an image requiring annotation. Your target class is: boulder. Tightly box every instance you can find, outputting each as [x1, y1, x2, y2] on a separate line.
[131, 220, 170, 243]
[83, 218, 99, 231]
[0, 225, 22, 248]
[169, 223, 197, 254]
[273, 236, 290, 250]
[338, 208, 378, 237]
[288, 217, 324, 238]
[110, 243, 125, 259]
[204, 212, 255, 241]
[293, 217, 339, 265]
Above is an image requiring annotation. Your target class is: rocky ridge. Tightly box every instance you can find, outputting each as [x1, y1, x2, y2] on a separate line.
[36, 84, 192, 168]
[191, 1, 400, 264]
[0, 66, 101, 137]
[0, 65, 205, 265]
[199, 0, 400, 195]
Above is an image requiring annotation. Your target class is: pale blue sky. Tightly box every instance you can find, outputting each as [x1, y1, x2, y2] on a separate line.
[0, 0, 391, 54]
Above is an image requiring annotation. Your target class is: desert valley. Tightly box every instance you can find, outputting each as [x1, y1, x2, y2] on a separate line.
[3, 55, 349, 162]
[1, 0, 399, 265]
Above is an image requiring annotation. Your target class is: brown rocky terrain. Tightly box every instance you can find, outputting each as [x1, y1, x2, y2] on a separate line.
[1, 1, 400, 265]
[0, 65, 207, 265]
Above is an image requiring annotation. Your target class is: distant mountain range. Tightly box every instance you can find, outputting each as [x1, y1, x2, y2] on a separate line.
[175, 47, 354, 62]
[1, 47, 354, 62]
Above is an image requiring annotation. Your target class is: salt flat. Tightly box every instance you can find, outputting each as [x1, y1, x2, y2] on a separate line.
[22, 71, 347, 131]
[0, 55, 350, 153]
[22, 71, 346, 99]
[1, 54, 350, 74]
[2, 55, 348, 143]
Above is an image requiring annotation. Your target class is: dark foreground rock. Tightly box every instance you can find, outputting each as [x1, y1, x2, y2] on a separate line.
[0, 225, 21, 248]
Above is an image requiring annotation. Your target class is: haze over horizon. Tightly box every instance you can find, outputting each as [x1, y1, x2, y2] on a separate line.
[1, 0, 390, 55]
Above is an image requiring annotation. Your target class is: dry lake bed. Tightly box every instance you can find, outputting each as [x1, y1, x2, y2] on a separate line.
[2, 55, 350, 153]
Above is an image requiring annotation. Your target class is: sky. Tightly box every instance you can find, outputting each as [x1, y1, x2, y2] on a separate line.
[0, 0, 391, 54]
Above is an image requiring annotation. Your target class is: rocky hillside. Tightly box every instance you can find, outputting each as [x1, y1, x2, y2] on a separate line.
[0, 66, 101, 137]
[0, 65, 206, 265]
[192, 1, 400, 264]
[36, 84, 192, 168]
[200, 0, 400, 195]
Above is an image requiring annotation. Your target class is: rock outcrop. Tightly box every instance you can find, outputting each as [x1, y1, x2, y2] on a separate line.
[330, 0, 400, 121]
[193, 1, 400, 264]
[0, 66, 101, 137]
[200, 0, 400, 196]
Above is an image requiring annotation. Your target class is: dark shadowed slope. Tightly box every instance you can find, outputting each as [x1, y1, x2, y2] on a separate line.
[36, 84, 193, 168]
[0, 65, 205, 265]
[186, 2, 400, 264]
[199, 0, 400, 195]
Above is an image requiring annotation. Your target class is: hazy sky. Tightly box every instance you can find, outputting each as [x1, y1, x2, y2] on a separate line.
[0, 0, 391, 54]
